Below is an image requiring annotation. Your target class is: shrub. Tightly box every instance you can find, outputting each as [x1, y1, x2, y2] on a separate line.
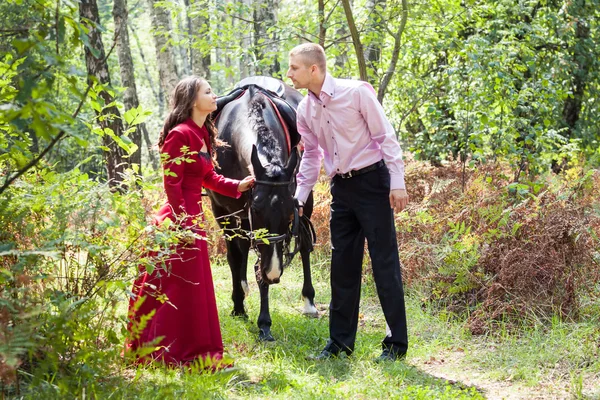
[398, 160, 600, 333]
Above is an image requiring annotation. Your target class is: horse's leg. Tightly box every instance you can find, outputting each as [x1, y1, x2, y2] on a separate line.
[300, 191, 318, 317]
[255, 260, 274, 341]
[300, 248, 318, 317]
[238, 218, 251, 307]
[214, 207, 249, 319]
[227, 234, 253, 318]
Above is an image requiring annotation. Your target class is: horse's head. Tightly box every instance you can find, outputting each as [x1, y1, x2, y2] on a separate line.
[249, 144, 299, 284]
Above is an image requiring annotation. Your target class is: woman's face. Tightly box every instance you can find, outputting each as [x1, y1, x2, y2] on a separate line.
[194, 81, 218, 113]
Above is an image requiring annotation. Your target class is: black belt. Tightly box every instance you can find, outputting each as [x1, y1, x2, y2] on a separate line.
[337, 160, 384, 179]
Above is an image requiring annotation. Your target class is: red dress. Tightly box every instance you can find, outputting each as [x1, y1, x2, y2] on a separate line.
[126, 119, 241, 367]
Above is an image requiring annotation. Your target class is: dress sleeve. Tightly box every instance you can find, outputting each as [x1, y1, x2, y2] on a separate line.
[161, 129, 188, 216]
[203, 161, 242, 199]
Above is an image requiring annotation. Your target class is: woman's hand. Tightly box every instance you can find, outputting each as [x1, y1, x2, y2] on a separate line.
[237, 176, 255, 192]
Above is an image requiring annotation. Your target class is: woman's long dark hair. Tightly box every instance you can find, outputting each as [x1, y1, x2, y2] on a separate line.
[157, 76, 220, 165]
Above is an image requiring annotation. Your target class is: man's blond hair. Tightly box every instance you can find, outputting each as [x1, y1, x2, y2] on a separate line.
[289, 43, 327, 73]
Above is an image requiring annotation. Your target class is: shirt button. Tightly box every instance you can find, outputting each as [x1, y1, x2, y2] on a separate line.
[327, 121, 330, 123]
[323, 105, 326, 108]
[334, 152, 337, 155]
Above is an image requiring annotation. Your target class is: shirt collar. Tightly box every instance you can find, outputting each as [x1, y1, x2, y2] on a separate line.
[321, 73, 335, 98]
[308, 73, 335, 103]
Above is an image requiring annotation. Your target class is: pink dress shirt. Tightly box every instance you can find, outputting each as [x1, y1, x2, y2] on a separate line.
[294, 73, 406, 203]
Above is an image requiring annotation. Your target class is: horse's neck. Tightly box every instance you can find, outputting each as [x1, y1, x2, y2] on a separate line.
[255, 104, 288, 166]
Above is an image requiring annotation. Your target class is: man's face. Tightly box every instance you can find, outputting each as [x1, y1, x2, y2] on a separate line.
[287, 54, 313, 90]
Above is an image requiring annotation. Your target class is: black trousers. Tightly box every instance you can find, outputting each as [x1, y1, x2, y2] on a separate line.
[326, 164, 408, 355]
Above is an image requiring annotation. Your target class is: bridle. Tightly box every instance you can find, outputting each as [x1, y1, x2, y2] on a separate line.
[248, 178, 301, 268]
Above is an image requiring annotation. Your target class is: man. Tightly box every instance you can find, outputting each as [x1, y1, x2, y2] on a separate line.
[287, 43, 409, 362]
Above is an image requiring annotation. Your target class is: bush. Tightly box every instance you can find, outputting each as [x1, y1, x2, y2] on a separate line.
[0, 165, 153, 396]
[397, 160, 600, 333]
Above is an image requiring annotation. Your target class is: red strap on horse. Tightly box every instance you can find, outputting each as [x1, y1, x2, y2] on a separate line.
[264, 96, 292, 156]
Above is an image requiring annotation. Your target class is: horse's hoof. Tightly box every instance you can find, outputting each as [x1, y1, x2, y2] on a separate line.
[302, 310, 320, 318]
[258, 329, 275, 342]
[302, 298, 319, 318]
[231, 310, 249, 320]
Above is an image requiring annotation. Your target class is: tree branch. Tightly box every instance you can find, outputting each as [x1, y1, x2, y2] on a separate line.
[0, 84, 92, 196]
[341, 0, 368, 81]
[377, 0, 408, 103]
[0, 32, 120, 196]
[55, 0, 60, 55]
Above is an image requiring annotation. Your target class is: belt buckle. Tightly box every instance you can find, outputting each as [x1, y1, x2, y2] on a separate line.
[347, 170, 353, 178]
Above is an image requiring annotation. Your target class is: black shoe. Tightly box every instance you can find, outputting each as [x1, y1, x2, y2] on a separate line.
[375, 348, 406, 363]
[307, 348, 341, 361]
[307, 343, 351, 361]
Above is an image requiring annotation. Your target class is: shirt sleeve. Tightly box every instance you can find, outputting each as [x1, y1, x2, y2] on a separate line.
[203, 163, 242, 199]
[356, 84, 406, 190]
[294, 103, 323, 203]
[161, 129, 188, 216]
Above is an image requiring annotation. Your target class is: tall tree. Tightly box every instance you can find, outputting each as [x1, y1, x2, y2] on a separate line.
[129, 21, 165, 113]
[318, 0, 326, 47]
[561, 0, 593, 140]
[253, 0, 280, 77]
[184, 0, 211, 79]
[240, 0, 253, 78]
[340, 0, 408, 103]
[113, 0, 158, 170]
[376, 0, 407, 103]
[174, 0, 191, 76]
[341, 0, 368, 81]
[147, 0, 180, 104]
[364, 0, 386, 80]
[79, 0, 128, 186]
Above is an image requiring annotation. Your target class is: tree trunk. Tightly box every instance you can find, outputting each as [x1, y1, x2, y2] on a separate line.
[147, 0, 180, 104]
[561, 0, 592, 139]
[364, 0, 386, 80]
[113, 0, 149, 169]
[79, 0, 127, 187]
[175, 0, 191, 77]
[318, 0, 326, 47]
[334, 23, 349, 74]
[377, 0, 408, 103]
[129, 21, 165, 114]
[183, 0, 211, 79]
[240, 0, 253, 77]
[253, 0, 280, 77]
[341, 0, 368, 81]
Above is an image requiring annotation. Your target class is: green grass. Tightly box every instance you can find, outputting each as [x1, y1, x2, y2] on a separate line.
[18, 253, 600, 399]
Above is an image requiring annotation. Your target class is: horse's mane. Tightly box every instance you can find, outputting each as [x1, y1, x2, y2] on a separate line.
[247, 89, 286, 178]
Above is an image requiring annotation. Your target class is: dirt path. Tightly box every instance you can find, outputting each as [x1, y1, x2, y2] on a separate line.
[413, 350, 571, 400]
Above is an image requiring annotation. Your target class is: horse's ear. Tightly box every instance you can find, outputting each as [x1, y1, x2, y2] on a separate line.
[251, 144, 266, 178]
[284, 147, 300, 178]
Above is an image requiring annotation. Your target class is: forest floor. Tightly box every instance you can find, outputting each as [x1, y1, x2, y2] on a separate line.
[97, 254, 600, 400]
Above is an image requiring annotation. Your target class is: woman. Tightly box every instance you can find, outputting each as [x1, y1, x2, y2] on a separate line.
[126, 76, 254, 368]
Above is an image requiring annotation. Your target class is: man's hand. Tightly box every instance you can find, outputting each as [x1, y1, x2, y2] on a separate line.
[295, 199, 304, 217]
[389, 189, 409, 213]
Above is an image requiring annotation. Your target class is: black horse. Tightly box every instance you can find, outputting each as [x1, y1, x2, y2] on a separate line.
[207, 77, 317, 341]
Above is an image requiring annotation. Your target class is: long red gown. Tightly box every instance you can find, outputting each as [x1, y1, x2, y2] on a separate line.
[126, 118, 241, 367]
